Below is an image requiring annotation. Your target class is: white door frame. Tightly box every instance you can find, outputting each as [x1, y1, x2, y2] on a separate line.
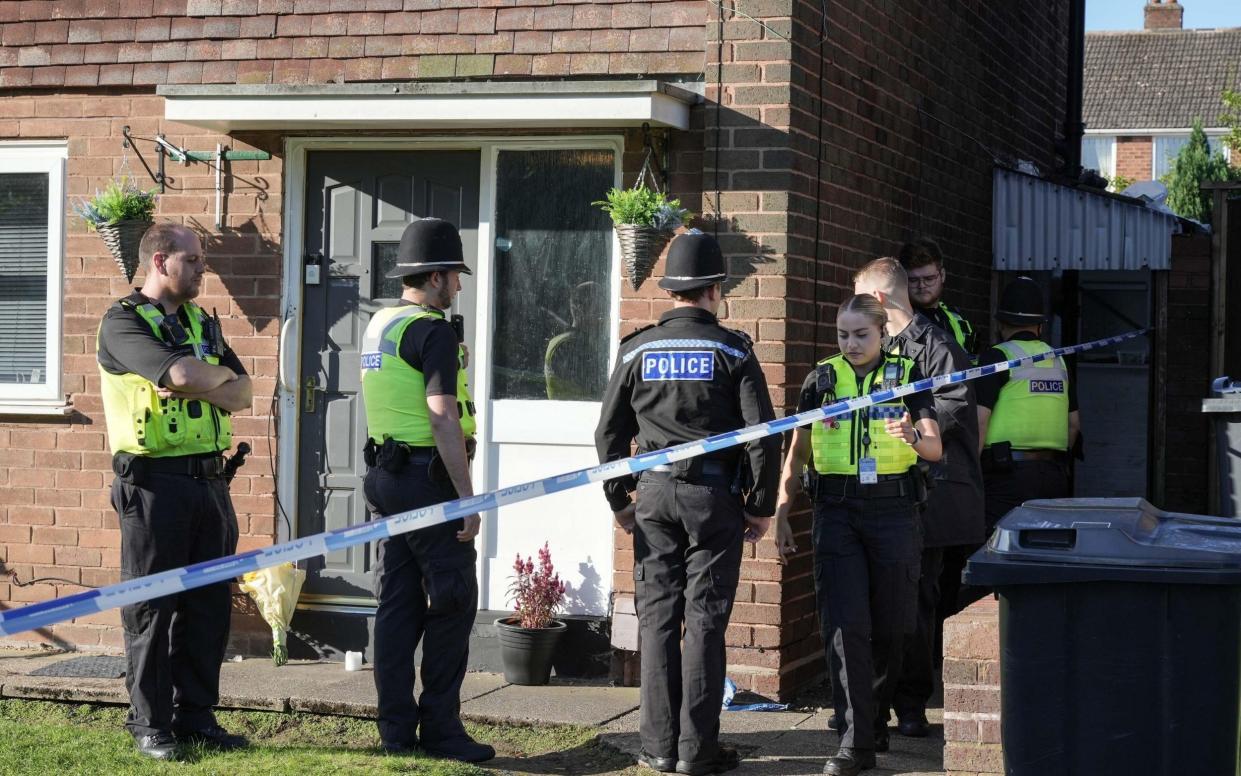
[278, 135, 624, 607]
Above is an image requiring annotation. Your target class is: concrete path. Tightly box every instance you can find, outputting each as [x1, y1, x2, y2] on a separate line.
[0, 647, 945, 775]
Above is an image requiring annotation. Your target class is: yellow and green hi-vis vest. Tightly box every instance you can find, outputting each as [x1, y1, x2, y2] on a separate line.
[98, 298, 233, 457]
[939, 302, 978, 359]
[984, 339, 1069, 451]
[810, 352, 918, 476]
[360, 305, 476, 447]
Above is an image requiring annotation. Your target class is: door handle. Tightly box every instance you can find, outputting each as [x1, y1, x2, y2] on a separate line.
[279, 315, 299, 393]
[303, 376, 319, 413]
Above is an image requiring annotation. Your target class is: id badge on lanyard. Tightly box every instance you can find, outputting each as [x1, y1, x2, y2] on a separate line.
[859, 457, 878, 484]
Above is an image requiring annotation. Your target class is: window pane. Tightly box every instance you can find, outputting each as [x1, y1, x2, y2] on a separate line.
[1081, 136, 1114, 178]
[0, 172, 49, 385]
[372, 241, 402, 299]
[492, 149, 614, 401]
[1154, 135, 1190, 179]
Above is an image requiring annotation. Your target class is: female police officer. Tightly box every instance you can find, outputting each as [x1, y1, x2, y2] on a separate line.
[773, 294, 941, 776]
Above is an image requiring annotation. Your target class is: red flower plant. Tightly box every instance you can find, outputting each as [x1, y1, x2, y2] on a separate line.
[508, 543, 567, 629]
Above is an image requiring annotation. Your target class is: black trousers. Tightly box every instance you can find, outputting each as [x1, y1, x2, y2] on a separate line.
[889, 544, 943, 723]
[113, 472, 239, 738]
[813, 493, 920, 751]
[366, 460, 477, 748]
[633, 471, 743, 765]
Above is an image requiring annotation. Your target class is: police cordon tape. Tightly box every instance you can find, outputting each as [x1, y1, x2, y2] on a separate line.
[0, 328, 1148, 637]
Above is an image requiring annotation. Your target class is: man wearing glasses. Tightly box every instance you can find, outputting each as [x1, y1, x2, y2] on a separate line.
[899, 239, 978, 361]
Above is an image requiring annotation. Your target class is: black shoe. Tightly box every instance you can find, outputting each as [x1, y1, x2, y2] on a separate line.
[422, 734, 496, 763]
[134, 732, 179, 761]
[873, 726, 889, 753]
[639, 750, 677, 772]
[381, 740, 419, 755]
[823, 747, 875, 776]
[897, 715, 930, 738]
[675, 744, 740, 775]
[174, 723, 248, 751]
[827, 713, 841, 731]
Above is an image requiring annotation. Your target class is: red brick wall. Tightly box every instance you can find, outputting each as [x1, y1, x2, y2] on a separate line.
[0, 0, 707, 87]
[1115, 135, 1153, 183]
[0, 93, 283, 651]
[942, 597, 1003, 775]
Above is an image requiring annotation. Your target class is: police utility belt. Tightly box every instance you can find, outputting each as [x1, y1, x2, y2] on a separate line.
[112, 451, 226, 482]
[981, 442, 1067, 473]
[365, 436, 477, 483]
[810, 468, 922, 500]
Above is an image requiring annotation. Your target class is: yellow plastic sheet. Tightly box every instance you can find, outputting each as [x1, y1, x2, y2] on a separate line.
[239, 562, 306, 666]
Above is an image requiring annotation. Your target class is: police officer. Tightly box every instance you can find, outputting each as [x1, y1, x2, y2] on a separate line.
[96, 223, 251, 760]
[853, 258, 985, 742]
[898, 238, 978, 359]
[595, 232, 780, 776]
[773, 294, 942, 776]
[975, 276, 1080, 529]
[361, 218, 492, 763]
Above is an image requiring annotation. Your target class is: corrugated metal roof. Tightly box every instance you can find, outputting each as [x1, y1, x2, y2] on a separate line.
[992, 168, 1179, 271]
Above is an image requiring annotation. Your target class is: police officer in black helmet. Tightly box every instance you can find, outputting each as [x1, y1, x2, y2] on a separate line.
[362, 217, 492, 763]
[595, 231, 781, 775]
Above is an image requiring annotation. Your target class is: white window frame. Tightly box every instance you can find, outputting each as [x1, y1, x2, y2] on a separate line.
[1080, 134, 1117, 179]
[1146, 128, 1233, 179]
[0, 141, 68, 414]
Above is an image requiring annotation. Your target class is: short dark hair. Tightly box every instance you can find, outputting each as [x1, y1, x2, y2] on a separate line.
[670, 283, 716, 303]
[401, 271, 435, 289]
[898, 238, 944, 272]
[139, 222, 192, 269]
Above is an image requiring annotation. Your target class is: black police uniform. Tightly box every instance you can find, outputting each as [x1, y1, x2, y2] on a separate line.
[594, 233, 780, 773]
[881, 315, 985, 732]
[97, 294, 244, 743]
[799, 355, 937, 765]
[363, 219, 490, 762]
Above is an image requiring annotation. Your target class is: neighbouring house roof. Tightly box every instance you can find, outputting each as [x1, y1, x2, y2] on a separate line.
[1083, 27, 1241, 131]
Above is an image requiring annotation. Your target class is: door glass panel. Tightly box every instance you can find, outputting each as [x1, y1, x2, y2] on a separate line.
[492, 149, 615, 401]
[372, 241, 402, 299]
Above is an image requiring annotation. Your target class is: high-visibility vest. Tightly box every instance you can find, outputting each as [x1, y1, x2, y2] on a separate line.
[810, 352, 918, 475]
[361, 305, 476, 446]
[939, 302, 978, 357]
[98, 297, 233, 457]
[984, 339, 1069, 451]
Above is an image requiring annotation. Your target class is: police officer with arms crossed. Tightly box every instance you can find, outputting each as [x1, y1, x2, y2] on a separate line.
[595, 232, 780, 775]
[97, 223, 251, 760]
[360, 218, 493, 763]
[852, 258, 984, 742]
[975, 276, 1080, 530]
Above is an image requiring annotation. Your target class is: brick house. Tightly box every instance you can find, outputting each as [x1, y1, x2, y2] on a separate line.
[1081, 0, 1240, 187]
[0, 0, 1090, 700]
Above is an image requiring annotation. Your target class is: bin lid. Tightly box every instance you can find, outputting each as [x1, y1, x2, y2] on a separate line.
[963, 498, 1241, 586]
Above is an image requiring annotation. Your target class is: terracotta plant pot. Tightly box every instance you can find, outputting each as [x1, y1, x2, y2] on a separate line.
[494, 616, 567, 686]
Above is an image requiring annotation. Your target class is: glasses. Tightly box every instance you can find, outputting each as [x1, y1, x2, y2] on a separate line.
[908, 272, 943, 288]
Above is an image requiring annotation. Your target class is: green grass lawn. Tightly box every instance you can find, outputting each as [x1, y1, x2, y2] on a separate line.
[0, 699, 623, 776]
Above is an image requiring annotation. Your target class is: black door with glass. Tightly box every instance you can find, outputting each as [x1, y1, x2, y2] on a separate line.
[297, 151, 480, 602]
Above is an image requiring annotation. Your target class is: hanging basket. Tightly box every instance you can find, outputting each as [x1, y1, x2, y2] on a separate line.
[616, 223, 673, 291]
[96, 219, 153, 283]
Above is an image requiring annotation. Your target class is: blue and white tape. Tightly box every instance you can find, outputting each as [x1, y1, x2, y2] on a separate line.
[0, 329, 1146, 637]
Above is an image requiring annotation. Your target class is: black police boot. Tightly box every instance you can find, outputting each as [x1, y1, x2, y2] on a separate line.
[823, 747, 875, 775]
[173, 723, 248, 751]
[422, 733, 496, 763]
[897, 713, 931, 738]
[134, 731, 179, 760]
[873, 725, 889, 753]
[638, 750, 677, 772]
[675, 744, 741, 775]
[827, 713, 841, 731]
[381, 739, 419, 756]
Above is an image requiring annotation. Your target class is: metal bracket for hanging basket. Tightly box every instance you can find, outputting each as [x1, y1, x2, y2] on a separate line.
[616, 224, 673, 291]
[96, 219, 153, 283]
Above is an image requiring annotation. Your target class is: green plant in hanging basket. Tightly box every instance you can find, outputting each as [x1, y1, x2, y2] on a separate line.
[593, 186, 691, 290]
[73, 178, 159, 284]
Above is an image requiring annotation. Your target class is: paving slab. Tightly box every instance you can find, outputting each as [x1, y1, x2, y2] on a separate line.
[0, 647, 74, 677]
[2, 676, 128, 705]
[461, 682, 640, 726]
